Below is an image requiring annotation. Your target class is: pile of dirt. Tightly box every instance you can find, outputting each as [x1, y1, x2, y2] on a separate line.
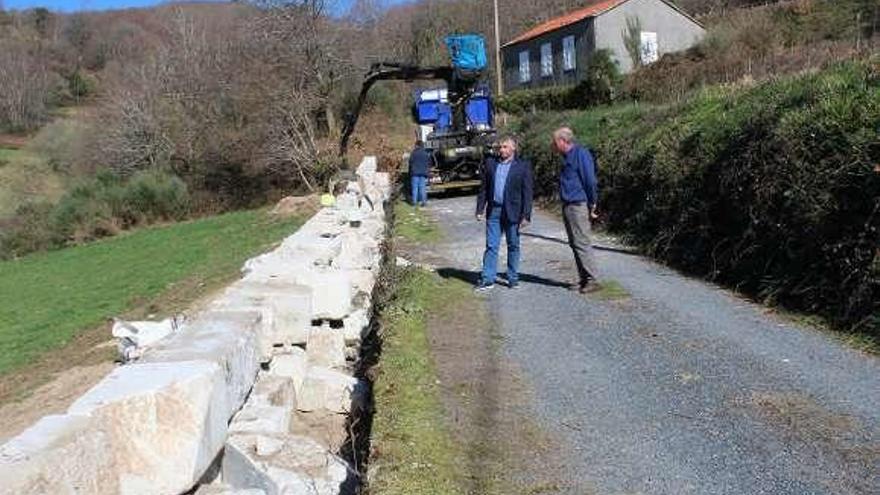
[270, 194, 319, 217]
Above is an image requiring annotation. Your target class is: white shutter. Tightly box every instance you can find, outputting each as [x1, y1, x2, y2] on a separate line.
[540, 43, 553, 77]
[518, 50, 530, 82]
[562, 35, 576, 71]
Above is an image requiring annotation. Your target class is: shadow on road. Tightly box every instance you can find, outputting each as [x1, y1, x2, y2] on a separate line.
[436, 267, 570, 289]
[522, 231, 640, 255]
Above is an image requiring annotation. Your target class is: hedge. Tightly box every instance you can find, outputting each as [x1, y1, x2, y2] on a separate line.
[514, 59, 880, 336]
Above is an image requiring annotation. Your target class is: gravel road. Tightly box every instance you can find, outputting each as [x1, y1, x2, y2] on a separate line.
[421, 195, 880, 495]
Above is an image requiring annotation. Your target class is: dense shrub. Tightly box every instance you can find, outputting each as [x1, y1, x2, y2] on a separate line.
[514, 59, 880, 336]
[0, 169, 191, 258]
[497, 50, 622, 114]
[66, 68, 97, 101]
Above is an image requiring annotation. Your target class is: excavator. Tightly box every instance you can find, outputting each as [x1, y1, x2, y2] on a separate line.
[338, 34, 497, 191]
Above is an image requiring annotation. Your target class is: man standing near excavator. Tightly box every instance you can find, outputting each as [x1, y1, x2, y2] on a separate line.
[475, 136, 534, 291]
[408, 139, 433, 207]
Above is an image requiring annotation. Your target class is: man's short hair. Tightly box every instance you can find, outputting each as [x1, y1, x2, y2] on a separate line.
[499, 135, 518, 150]
[553, 127, 575, 143]
[415, 139, 424, 147]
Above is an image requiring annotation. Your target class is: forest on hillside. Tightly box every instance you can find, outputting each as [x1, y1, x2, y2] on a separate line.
[0, 0, 877, 259]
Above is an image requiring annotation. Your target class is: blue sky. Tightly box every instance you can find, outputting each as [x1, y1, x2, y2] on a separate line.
[2, 0, 408, 15]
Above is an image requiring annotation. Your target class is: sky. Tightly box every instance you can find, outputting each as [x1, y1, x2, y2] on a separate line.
[1, 0, 408, 15]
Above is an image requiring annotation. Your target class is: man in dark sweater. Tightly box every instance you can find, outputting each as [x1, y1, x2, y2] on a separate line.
[408, 140, 433, 207]
[552, 126, 601, 293]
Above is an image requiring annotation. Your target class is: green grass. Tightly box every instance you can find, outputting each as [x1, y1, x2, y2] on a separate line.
[0, 209, 303, 376]
[370, 268, 467, 494]
[394, 201, 441, 243]
[372, 197, 464, 493]
[0, 148, 19, 164]
[595, 279, 631, 301]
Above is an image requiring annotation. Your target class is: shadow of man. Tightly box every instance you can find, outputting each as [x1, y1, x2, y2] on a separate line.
[436, 267, 570, 289]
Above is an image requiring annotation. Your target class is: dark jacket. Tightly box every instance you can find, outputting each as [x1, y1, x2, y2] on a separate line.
[476, 157, 534, 223]
[408, 146, 433, 177]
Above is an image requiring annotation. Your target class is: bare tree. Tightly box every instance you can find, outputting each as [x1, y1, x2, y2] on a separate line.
[0, 39, 60, 131]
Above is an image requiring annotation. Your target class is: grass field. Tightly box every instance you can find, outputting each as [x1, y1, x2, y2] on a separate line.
[0, 209, 303, 376]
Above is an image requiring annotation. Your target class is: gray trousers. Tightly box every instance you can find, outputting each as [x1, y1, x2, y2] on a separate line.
[562, 203, 597, 284]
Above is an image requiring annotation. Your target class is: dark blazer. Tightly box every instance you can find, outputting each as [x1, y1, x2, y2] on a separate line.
[476, 157, 534, 223]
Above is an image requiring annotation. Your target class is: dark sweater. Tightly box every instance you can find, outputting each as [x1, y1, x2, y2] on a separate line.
[408, 147, 433, 177]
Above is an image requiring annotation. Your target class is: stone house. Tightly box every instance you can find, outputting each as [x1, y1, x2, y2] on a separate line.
[501, 0, 705, 92]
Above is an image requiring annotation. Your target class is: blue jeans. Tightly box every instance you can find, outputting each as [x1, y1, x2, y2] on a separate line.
[411, 175, 427, 205]
[480, 206, 520, 285]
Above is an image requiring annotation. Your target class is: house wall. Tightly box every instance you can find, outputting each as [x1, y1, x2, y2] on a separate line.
[501, 18, 595, 92]
[594, 0, 705, 73]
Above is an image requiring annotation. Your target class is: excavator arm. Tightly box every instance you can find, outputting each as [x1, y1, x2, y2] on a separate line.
[338, 62, 476, 160]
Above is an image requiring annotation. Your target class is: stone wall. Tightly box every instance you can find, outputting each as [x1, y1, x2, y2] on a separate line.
[0, 157, 390, 495]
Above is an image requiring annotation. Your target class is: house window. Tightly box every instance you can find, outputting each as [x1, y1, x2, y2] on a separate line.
[640, 31, 659, 64]
[518, 50, 530, 83]
[540, 43, 553, 77]
[562, 35, 575, 71]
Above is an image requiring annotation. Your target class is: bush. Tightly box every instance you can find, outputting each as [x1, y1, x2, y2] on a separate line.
[514, 59, 880, 336]
[0, 201, 62, 256]
[66, 68, 97, 100]
[0, 169, 191, 258]
[497, 50, 621, 114]
[122, 169, 190, 223]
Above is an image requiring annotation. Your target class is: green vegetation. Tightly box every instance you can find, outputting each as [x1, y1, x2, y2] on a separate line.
[595, 280, 630, 301]
[395, 201, 441, 243]
[0, 209, 303, 376]
[371, 199, 467, 493]
[0, 146, 65, 220]
[496, 50, 622, 114]
[0, 147, 18, 165]
[515, 59, 880, 338]
[1, 169, 191, 259]
[370, 268, 467, 494]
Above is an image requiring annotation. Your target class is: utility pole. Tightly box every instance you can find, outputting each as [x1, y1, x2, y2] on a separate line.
[493, 0, 503, 96]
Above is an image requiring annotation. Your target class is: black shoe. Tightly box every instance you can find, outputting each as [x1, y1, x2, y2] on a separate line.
[474, 282, 495, 293]
[508, 281, 521, 289]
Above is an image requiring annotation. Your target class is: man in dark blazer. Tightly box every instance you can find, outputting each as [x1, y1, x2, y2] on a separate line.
[475, 136, 534, 291]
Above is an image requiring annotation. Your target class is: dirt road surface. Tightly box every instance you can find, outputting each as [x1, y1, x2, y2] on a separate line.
[407, 195, 880, 495]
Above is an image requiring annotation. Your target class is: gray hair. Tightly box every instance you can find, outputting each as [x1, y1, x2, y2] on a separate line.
[499, 135, 518, 150]
[553, 127, 575, 143]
